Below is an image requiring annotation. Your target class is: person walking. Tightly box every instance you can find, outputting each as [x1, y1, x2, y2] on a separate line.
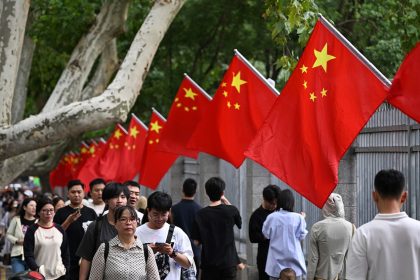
[346, 169, 420, 279]
[249, 185, 280, 280]
[263, 189, 307, 280]
[89, 205, 159, 280]
[307, 193, 354, 280]
[6, 198, 37, 273]
[24, 197, 70, 279]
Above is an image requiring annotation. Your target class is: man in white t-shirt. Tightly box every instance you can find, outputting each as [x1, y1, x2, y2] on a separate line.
[87, 178, 106, 216]
[347, 169, 420, 280]
[136, 191, 194, 280]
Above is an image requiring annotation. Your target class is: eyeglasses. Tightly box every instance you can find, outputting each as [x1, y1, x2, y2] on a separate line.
[118, 217, 137, 223]
[41, 209, 54, 213]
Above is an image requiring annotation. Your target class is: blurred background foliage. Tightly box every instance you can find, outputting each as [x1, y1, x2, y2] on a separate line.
[25, 0, 420, 147]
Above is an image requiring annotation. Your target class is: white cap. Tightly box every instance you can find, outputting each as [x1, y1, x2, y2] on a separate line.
[24, 190, 33, 197]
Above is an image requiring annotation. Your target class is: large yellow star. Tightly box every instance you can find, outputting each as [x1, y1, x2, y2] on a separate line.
[312, 43, 336, 72]
[114, 129, 122, 139]
[184, 88, 198, 100]
[150, 121, 162, 134]
[231, 71, 247, 93]
[130, 126, 139, 138]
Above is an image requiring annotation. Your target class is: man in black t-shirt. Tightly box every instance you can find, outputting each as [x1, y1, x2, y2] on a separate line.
[191, 177, 242, 280]
[172, 178, 202, 273]
[249, 184, 280, 280]
[54, 179, 97, 280]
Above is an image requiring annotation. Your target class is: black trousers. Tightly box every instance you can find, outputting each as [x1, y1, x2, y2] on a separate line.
[201, 266, 237, 280]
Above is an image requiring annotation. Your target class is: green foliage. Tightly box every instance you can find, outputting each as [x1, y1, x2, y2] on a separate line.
[26, 0, 102, 117]
[263, 0, 319, 84]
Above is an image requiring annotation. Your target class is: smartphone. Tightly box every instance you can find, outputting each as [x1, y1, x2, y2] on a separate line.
[74, 207, 81, 214]
[155, 242, 167, 247]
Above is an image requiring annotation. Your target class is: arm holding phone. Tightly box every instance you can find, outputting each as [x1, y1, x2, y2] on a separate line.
[150, 242, 191, 268]
[60, 207, 82, 230]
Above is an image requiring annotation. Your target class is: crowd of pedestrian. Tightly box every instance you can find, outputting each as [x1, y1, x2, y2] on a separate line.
[0, 169, 419, 280]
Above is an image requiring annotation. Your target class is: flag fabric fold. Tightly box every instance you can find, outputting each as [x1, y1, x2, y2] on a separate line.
[388, 43, 420, 123]
[158, 75, 212, 159]
[187, 53, 278, 168]
[139, 110, 178, 190]
[245, 19, 389, 208]
[115, 114, 148, 182]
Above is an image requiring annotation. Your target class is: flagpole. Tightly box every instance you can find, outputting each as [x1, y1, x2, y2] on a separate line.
[318, 14, 391, 87]
[183, 73, 213, 101]
[234, 49, 280, 96]
[131, 113, 148, 130]
[151, 107, 167, 121]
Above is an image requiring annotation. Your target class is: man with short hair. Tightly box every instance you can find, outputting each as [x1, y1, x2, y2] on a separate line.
[54, 179, 97, 280]
[136, 191, 194, 280]
[249, 184, 280, 280]
[172, 178, 202, 273]
[76, 182, 129, 280]
[347, 169, 420, 279]
[192, 177, 242, 280]
[87, 178, 106, 216]
[123, 180, 144, 221]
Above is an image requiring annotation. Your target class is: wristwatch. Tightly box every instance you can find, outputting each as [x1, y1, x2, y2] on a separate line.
[169, 249, 178, 258]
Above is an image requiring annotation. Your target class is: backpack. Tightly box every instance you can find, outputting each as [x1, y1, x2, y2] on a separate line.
[155, 224, 175, 280]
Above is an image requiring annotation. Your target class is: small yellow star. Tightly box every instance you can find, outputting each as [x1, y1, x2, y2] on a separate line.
[176, 103, 182, 108]
[192, 106, 197, 111]
[313, 43, 336, 72]
[89, 147, 95, 154]
[184, 87, 198, 100]
[309, 92, 317, 102]
[300, 64, 308, 73]
[130, 126, 139, 138]
[231, 71, 247, 93]
[150, 121, 162, 134]
[227, 101, 232, 108]
[234, 103, 240, 110]
[321, 88, 328, 97]
[149, 140, 154, 145]
[184, 107, 190, 112]
[114, 129, 122, 139]
[81, 147, 88, 154]
[303, 81, 308, 89]
[222, 91, 228, 98]
[222, 82, 227, 87]
[175, 97, 179, 102]
[156, 139, 159, 143]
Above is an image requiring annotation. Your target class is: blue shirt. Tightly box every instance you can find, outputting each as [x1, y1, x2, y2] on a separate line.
[262, 209, 307, 277]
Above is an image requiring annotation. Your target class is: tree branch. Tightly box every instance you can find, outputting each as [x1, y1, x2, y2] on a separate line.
[0, 0, 186, 162]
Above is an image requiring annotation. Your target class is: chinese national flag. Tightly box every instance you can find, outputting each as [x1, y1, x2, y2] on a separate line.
[245, 19, 389, 208]
[187, 54, 278, 168]
[96, 124, 128, 182]
[72, 142, 91, 176]
[158, 75, 212, 159]
[115, 114, 148, 182]
[77, 138, 107, 192]
[139, 110, 178, 190]
[49, 153, 74, 191]
[388, 43, 420, 122]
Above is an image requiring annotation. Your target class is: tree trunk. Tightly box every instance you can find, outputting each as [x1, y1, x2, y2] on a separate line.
[0, 0, 30, 126]
[0, 0, 186, 186]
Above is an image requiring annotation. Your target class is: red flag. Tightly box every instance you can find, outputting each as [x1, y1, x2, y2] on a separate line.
[139, 110, 178, 190]
[49, 153, 74, 191]
[388, 43, 420, 122]
[245, 19, 389, 208]
[77, 138, 107, 192]
[115, 114, 148, 182]
[96, 124, 128, 182]
[187, 53, 278, 167]
[158, 75, 212, 158]
[72, 142, 90, 176]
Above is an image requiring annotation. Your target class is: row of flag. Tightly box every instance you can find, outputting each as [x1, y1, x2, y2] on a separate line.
[50, 16, 420, 208]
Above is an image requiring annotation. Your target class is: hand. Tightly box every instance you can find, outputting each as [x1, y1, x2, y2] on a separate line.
[300, 211, 306, 219]
[221, 195, 231, 205]
[151, 242, 173, 255]
[16, 239, 24, 245]
[66, 211, 81, 224]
